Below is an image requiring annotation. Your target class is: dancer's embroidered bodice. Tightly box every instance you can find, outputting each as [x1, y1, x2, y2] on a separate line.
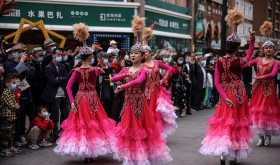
[66, 67, 105, 113]
[143, 60, 172, 100]
[215, 37, 255, 105]
[248, 58, 279, 97]
[216, 57, 246, 104]
[111, 67, 147, 119]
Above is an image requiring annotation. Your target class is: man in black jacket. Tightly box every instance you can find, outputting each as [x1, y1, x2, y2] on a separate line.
[30, 47, 46, 108]
[41, 48, 70, 140]
[191, 56, 207, 111]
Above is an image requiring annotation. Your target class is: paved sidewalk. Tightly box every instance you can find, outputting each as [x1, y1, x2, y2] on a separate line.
[0, 109, 280, 165]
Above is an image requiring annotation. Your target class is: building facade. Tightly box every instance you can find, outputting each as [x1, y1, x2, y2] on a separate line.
[0, 0, 192, 53]
[194, 0, 224, 55]
[253, 0, 280, 49]
[233, 0, 253, 46]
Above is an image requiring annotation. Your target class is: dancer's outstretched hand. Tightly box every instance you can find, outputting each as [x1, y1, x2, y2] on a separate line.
[248, 27, 255, 39]
[225, 98, 234, 108]
[71, 103, 78, 113]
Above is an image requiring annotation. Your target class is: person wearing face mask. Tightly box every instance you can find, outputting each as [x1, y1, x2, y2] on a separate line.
[2, 43, 29, 75]
[96, 52, 115, 118]
[25, 105, 54, 150]
[171, 54, 192, 116]
[30, 47, 46, 108]
[183, 53, 196, 113]
[3, 43, 36, 148]
[202, 56, 214, 109]
[191, 56, 207, 111]
[242, 21, 280, 147]
[107, 40, 119, 55]
[0, 76, 21, 157]
[42, 39, 57, 70]
[41, 48, 70, 142]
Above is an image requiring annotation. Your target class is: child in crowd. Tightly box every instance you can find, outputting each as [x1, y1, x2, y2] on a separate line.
[25, 105, 54, 150]
[0, 76, 21, 157]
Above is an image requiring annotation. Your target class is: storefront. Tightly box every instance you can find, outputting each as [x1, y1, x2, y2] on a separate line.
[145, 2, 192, 53]
[0, 0, 137, 50]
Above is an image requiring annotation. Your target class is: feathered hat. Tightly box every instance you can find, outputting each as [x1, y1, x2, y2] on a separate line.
[130, 16, 145, 53]
[225, 8, 244, 43]
[73, 23, 93, 55]
[260, 21, 274, 48]
[143, 22, 155, 52]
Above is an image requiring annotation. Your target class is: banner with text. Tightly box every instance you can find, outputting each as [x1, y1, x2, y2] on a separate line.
[1, 2, 134, 27]
[145, 11, 190, 35]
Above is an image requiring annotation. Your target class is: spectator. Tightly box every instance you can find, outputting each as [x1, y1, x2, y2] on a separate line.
[3, 43, 35, 146]
[42, 39, 57, 69]
[6, 73, 24, 147]
[184, 53, 196, 113]
[2, 43, 27, 75]
[202, 56, 214, 109]
[25, 105, 54, 150]
[96, 52, 115, 117]
[41, 48, 70, 141]
[172, 54, 192, 117]
[107, 40, 119, 54]
[191, 56, 206, 111]
[0, 76, 21, 157]
[30, 47, 45, 108]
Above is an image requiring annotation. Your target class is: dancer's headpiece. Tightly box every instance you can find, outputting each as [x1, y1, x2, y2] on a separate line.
[73, 23, 93, 56]
[260, 21, 274, 48]
[131, 16, 145, 53]
[225, 8, 244, 43]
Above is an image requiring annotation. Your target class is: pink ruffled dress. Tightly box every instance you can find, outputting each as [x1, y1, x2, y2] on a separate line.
[53, 67, 115, 159]
[111, 67, 172, 165]
[143, 60, 177, 138]
[246, 58, 280, 136]
[199, 38, 255, 160]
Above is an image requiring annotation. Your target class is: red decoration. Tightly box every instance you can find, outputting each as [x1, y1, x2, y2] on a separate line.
[150, 21, 156, 30]
[258, 41, 262, 49]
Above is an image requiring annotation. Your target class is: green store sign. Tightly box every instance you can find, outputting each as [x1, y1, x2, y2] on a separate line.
[145, 11, 190, 35]
[1, 2, 134, 27]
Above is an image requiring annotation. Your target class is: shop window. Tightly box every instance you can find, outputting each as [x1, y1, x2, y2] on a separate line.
[268, 9, 272, 19]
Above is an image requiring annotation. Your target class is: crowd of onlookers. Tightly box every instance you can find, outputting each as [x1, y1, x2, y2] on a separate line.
[0, 38, 280, 157]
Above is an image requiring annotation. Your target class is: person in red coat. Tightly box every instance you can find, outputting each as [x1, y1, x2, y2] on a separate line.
[25, 105, 54, 150]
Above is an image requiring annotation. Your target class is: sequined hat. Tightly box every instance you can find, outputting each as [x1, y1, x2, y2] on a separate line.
[131, 43, 145, 53]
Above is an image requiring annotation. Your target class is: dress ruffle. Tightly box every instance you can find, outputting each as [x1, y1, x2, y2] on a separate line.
[249, 85, 280, 136]
[114, 100, 172, 165]
[53, 97, 116, 158]
[199, 89, 253, 160]
[156, 86, 178, 138]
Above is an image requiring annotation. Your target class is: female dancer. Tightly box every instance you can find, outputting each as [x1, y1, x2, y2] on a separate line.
[244, 21, 280, 146]
[111, 16, 172, 165]
[142, 26, 177, 138]
[199, 9, 255, 165]
[53, 23, 115, 162]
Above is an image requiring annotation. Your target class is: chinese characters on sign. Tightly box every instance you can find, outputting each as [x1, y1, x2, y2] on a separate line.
[6, 10, 65, 19]
[4, 9, 21, 17]
[100, 13, 126, 22]
[159, 19, 180, 29]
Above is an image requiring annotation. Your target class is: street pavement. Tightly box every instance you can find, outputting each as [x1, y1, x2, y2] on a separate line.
[1, 108, 280, 165]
